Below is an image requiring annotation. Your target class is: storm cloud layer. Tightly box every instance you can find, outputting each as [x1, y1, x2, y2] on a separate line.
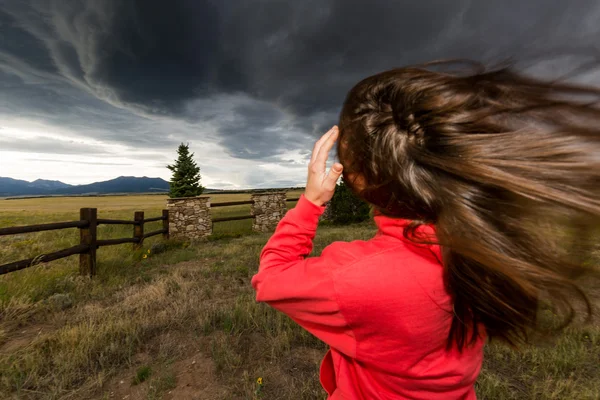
[2, 0, 600, 186]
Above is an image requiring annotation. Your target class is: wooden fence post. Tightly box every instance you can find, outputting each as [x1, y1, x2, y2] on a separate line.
[162, 209, 169, 240]
[134, 211, 144, 250]
[79, 208, 97, 277]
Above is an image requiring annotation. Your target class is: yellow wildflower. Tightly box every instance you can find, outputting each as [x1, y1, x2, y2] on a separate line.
[147, 249, 151, 254]
[257, 377, 263, 385]
[143, 254, 148, 259]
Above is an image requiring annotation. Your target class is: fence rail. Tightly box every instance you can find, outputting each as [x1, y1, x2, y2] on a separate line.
[143, 216, 164, 223]
[210, 200, 253, 208]
[212, 215, 253, 223]
[0, 244, 89, 275]
[209, 197, 300, 225]
[0, 196, 302, 277]
[0, 208, 168, 277]
[0, 220, 89, 236]
[96, 218, 137, 225]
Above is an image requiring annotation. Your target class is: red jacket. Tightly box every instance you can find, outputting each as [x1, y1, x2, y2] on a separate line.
[252, 195, 485, 399]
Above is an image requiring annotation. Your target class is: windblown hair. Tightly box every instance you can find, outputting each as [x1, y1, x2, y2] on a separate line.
[338, 60, 600, 350]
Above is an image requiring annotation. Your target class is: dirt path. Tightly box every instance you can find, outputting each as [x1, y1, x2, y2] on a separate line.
[101, 351, 229, 400]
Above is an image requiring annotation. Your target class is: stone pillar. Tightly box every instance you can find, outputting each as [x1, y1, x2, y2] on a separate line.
[166, 196, 212, 240]
[251, 192, 287, 232]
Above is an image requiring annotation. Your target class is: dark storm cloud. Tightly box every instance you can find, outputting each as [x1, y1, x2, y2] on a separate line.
[1, 0, 222, 111]
[215, 101, 312, 159]
[0, 67, 180, 149]
[2, 0, 600, 164]
[215, 0, 600, 124]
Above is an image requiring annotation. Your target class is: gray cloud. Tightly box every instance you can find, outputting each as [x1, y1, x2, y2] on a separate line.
[243, 171, 304, 190]
[0, 135, 110, 155]
[24, 159, 132, 166]
[2, 0, 600, 186]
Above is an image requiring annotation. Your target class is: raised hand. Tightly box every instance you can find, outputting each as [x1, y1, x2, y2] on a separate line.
[304, 126, 343, 207]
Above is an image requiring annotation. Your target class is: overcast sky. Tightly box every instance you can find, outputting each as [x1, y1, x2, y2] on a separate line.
[1, 0, 600, 188]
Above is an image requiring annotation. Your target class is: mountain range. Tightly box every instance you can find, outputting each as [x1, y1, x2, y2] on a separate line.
[0, 176, 171, 197]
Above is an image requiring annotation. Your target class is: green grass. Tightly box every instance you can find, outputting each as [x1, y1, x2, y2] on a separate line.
[0, 192, 598, 399]
[133, 366, 152, 385]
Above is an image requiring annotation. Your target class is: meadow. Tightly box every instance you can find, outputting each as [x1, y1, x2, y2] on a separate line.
[0, 193, 598, 399]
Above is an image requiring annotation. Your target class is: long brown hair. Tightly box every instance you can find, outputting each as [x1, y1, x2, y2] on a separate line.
[337, 60, 600, 350]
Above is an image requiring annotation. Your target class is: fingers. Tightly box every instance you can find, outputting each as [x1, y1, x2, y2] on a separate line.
[324, 162, 343, 189]
[315, 126, 339, 166]
[310, 126, 337, 164]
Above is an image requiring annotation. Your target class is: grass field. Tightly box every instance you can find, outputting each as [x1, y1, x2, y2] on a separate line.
[0, 193, 599, 399]
[0, 192, 302, 304]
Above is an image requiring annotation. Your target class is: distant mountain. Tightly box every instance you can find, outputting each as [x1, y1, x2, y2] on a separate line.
[0, 177, 33, 196]
[54, 176, 170, 195]
[0, 177, 73, 196]
[0, 176, 169, 197]
[31, 179, 72, 190]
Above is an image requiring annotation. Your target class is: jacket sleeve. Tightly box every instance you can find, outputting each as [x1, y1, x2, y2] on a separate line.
[251, 195, 356, 357]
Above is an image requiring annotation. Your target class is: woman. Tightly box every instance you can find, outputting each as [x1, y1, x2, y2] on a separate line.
[251, 62, 600, 399]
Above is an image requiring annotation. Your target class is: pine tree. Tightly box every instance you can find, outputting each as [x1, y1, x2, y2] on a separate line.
[167, 143, 204, 198]
[329, 180, 371, 224]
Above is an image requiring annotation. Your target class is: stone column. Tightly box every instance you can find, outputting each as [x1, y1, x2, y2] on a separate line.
[251, 192, 287, 232]
[166, 196, 212, 240]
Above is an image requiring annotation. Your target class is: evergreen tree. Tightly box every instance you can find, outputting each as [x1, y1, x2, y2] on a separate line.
[329, 180, 371, 224]
[167, 143, 204, 198]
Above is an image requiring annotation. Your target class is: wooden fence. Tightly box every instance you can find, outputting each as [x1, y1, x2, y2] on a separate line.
[0, 197, 300, 277]
[211, 197, 300, 226]
[0, 208, 169, 277]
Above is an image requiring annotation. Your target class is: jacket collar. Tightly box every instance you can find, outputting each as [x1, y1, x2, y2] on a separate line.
[373, 212, 438, 245]
[373, 214, 441, 263]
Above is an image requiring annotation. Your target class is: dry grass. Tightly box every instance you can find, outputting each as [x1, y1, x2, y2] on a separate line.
[0, 192, 599, 399]
[0, 192, 303, 214]
[0, 195, 172, 214]
[0, 222, 368, 400]
[0, 191, 302, 304]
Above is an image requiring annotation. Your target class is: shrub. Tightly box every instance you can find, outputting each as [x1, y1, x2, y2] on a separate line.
[133, 365, 152, 385]
[328, 181, 371, 224]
